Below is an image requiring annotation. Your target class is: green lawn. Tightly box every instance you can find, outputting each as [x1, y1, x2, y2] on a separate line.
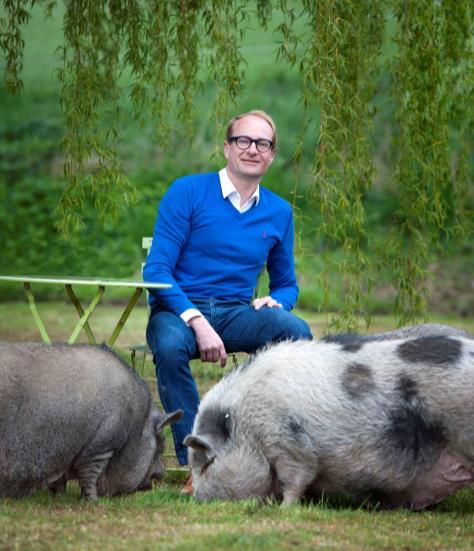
[2, 487, 474, 550]
[1, 302, 473, 550]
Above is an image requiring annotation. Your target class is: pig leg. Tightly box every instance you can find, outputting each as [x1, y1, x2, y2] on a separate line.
[271, 424, 320, 506]
[274, 456, 317, 506]
[75, 451, 113, 500]
[47, 475, 67, 495]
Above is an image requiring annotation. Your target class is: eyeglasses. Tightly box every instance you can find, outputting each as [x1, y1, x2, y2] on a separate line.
[229, 135, 273, 153]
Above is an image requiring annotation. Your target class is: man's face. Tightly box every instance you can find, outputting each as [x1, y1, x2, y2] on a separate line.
[224, 115, 275, 181]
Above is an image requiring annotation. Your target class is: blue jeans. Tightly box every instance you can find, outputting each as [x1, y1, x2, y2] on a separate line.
[146, 298, 313, 465]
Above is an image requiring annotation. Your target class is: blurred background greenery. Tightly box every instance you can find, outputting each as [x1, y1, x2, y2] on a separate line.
[0, 4, 472, 320]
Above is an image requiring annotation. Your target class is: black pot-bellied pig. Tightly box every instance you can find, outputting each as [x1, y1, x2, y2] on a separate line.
[185, 324, 474, 509]
[0, 342, 182, 499]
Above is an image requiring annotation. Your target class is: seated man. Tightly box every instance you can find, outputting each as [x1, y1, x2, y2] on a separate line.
[144, 110, 313, 487]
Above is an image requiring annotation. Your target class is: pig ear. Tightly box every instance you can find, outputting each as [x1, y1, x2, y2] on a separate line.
[155, 409, 183, 433]
[183, 434, 213, 455]
[184, 435, 216, 464]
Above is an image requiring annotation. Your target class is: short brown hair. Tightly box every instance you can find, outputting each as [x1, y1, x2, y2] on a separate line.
[226, 110, 277, 149]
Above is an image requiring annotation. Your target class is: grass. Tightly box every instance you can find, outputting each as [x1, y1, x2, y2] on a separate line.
[1, 485, 474, 550]
[0, 302, 473, 550]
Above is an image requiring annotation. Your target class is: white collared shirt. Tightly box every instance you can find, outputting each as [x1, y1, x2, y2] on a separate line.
[180, 168, 260, 324]
[219, 167, 260, 213]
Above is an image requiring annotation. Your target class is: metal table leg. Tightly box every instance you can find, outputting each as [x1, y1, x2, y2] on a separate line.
[65, 284, 97, 344]
[23, 282, 51, 344]
[107, 287, 143, 347]
[67, 285, 105, 344]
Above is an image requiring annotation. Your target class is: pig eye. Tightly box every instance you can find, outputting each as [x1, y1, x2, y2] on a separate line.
[200, 456, 215, 475]
[223, 412, 231, 440]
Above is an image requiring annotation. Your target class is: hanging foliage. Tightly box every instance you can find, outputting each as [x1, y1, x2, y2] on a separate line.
[0, 0, 33, 94]
[202, 0, 246, 156]
[1, 0, 472, 327]
[388, 0, 473, 323]
[56, 0, 136, 234]
[279, 0, 386, 330]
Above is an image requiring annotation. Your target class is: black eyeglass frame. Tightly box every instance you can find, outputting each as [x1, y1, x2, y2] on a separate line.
[228, 135, 274, 153]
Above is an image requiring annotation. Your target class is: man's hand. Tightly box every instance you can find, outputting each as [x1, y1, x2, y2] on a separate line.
[188, 316, 227, 368]
[252, 296, 282, 310]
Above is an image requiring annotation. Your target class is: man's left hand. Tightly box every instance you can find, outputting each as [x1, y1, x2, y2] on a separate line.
[252, 296, 282, 310]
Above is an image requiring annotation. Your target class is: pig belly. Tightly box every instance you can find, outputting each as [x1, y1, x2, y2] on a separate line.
[399, 449, 474, 510]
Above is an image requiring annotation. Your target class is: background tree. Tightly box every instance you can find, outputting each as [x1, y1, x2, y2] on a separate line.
[1, 0, 472, 328]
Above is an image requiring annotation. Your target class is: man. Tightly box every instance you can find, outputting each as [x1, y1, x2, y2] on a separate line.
[144, 110, 312, 482]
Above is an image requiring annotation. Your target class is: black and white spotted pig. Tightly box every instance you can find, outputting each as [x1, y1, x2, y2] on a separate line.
[185, 324, 474, 508]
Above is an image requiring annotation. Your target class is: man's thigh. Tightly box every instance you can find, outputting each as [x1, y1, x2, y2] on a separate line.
[215, 304, 312, 354]
[146, 309, 198, 360]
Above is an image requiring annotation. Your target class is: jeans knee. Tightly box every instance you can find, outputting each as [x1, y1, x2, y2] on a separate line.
[148, 324, 194, 366]
[297, 320, 313, 340]
[281, 315, 313, 341]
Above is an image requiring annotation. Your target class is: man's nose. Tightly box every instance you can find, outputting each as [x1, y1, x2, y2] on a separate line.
[247, 142, 258, 153]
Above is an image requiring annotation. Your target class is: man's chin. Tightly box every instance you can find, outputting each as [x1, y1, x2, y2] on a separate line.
[239, 165, 264, 177]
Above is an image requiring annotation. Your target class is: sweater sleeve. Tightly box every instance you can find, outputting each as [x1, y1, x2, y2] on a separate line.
[143, 178, 197, 316]
[266, 207, 299, 311]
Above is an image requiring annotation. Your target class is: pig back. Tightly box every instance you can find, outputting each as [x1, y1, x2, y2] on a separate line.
[205, 336, 474, 456]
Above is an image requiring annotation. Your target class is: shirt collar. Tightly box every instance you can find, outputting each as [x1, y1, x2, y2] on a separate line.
[219, 168, 260, 206]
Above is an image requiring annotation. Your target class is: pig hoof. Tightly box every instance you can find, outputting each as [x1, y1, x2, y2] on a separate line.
[48, 478, 66, 495]
[281, 490, 301, 507]
[80, 485, 99, 500]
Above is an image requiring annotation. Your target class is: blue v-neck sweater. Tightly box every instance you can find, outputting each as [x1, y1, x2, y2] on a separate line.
[144, 172, 298, 316]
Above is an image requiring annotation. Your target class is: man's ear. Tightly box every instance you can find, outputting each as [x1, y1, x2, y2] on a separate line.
[223, 140, 230, 159]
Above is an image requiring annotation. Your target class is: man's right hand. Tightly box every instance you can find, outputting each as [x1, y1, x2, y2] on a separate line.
[188, 316, 227, 368]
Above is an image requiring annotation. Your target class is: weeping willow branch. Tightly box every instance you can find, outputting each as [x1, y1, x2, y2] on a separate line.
[134, 0, 173, 144]
[172, 0, 203, 133]
[56, 0, 137, 236]
[203, 0, 246, 157]
[0, 0, 33, 94]
[1, 0, 472, 328]
[294, 0, 385, 330]
[389, 0, 473, 324]
[442, 0, 473, 239]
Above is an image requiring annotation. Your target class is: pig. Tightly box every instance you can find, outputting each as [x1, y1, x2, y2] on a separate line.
[0, 342, 182, 499]
[185, 323, 474, 509]
[321, 322, 473, 348]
